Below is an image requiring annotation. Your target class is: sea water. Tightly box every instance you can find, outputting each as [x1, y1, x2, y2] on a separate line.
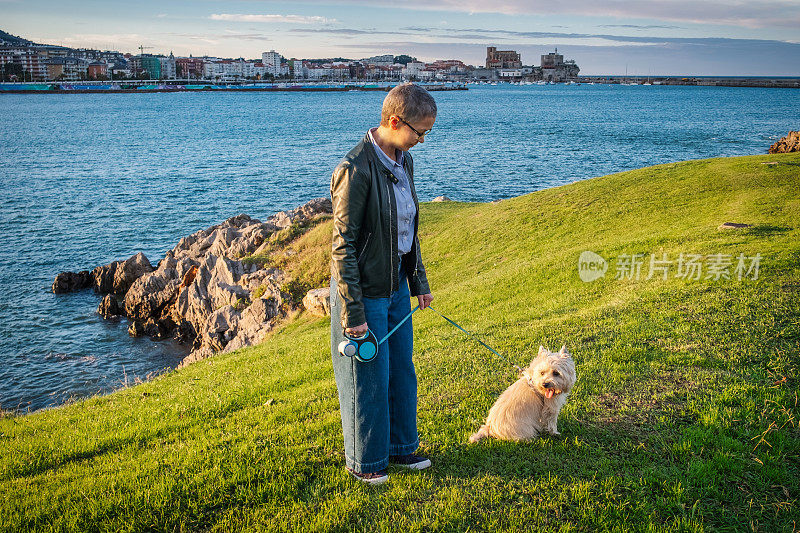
[1, 84, 797, 412]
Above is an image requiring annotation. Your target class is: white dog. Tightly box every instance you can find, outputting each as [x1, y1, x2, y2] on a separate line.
[470, 345, 576, 442]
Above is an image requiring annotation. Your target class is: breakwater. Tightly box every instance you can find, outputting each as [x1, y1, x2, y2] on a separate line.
[577, 76, 800, 88]
[0, 81, 467, 94]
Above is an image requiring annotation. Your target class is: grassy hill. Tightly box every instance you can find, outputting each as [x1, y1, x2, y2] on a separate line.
[2, 154, 798, 532]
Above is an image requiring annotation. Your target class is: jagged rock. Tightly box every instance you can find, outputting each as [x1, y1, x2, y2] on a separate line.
[91, 261, 119, 294]
[209, 282, 251, 310]
[70, 197, 333, 368]
[432, 195, 452, 202]
[112, 252, 154, 295]
[193, 305, 242, 354]
[267, 197, 332, 229]
[227, 226, 273, 259]
[173, 214, 280, 263]
[173, 264, 214, 340]
[52, 270, 92, 293]
[180, 265, 199, 288]
[207, 305, 242, 334]
[221, 296, 280, 354]
[124, 273, 180, 322]
[303, 287, 331, 317]
[177, 345, 214, 369]
[140, 318, 163, 338]
[210, 254, 246, 285]
[87, 253, 155, 296]
[98, 294, 122, 318]
[769, 131, 800, 154]
[128, 320, 145, 337]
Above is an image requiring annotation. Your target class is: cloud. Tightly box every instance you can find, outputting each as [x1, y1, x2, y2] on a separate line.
[218, 33, 273, 41]
[289, 28, 396, 35]
[599, 24, 683, 29]
[240, 0, 800, 29]
[293, 25, 792, 48]
[59, 33, 145, 46]
[209, 14, 335, 24]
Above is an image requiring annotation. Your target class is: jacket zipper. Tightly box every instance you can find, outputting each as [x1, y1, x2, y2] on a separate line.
[407, 160, 420, 281]
[414, 236, 420, 279]
[386, 177, 395, 292]
[357, 232, 372, 264]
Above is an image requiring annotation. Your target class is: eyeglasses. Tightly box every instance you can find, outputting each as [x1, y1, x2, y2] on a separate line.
[397, 116, 431, 140]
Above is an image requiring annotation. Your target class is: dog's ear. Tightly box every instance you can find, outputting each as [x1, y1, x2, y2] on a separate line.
[538, 345, 547, 356]
[559, 345, 570, 357]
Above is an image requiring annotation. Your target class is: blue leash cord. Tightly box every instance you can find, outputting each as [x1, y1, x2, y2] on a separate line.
[378, 304, 420, 345]
[427, 305, 524, 374]
[376, 303, 523, 374]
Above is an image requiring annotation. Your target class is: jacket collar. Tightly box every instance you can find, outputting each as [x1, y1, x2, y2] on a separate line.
[360, 131, 411, 184]
[367, 128, 404, 169]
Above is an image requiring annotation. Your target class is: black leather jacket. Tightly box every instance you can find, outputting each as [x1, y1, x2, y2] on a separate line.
[330, 133, 431, 329]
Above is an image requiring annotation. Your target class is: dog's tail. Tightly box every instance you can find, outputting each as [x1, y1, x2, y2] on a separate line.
[469, 424, 490, 443]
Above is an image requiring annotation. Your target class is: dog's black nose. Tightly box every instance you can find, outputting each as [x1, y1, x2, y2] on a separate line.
[544, 381, 553, 388]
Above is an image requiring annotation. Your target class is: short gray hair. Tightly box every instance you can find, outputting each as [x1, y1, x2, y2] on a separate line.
[380, 83, 437, 125]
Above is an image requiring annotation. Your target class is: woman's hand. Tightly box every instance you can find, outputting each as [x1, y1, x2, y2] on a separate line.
[418, 293, 433, 310]
[345, 322, 369, 336]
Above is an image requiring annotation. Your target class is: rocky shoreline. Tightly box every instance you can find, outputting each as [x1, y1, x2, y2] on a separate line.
[768, 131, 800, 154]
[53, 198, 333, 368]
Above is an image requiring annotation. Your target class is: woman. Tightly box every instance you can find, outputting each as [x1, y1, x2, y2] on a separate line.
[330, 83, 436, 485]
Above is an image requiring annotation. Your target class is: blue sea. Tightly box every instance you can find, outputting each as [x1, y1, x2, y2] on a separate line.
[1, 84, 798, 413]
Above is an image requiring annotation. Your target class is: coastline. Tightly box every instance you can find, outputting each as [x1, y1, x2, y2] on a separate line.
[51, 199, 336, 376]
[0, 82, 468, 94]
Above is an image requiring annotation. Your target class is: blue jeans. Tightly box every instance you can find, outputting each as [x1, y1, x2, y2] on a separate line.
[330, 261, 419, 473]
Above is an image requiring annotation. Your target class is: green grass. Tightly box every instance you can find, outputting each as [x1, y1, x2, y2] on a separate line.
[2, 154, 798, 532]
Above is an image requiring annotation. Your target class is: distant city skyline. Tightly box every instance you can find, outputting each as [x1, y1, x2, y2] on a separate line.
[4, 0, 800, 75]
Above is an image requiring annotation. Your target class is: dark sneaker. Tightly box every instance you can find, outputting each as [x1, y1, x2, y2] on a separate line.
[389, 454, 431, 470]
[346, 467, 389, 485]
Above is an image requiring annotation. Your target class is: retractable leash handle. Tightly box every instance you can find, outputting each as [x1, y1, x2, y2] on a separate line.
[338, 305, 421, 362]
[338, 329, 379, 362]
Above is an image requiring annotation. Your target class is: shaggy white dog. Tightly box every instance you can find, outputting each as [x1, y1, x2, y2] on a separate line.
[470, 345, 577, 442]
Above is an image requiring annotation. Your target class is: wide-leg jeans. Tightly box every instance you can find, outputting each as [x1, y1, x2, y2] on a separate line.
[330, 262, 419, 473]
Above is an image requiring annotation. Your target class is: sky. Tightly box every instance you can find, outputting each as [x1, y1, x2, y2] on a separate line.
[3, 0, 800, 76]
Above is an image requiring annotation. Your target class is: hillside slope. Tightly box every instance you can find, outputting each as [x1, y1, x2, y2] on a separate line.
[2, 154, 798, 531]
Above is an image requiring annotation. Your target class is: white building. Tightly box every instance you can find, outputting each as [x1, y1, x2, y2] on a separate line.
[159, 52, 176, 79]
[250, 62, 267, 79]
[402, 61, 425, 77]
[0, 48, 48, 80]
[330, 62, 349, 79]
[499, 69, 523, 79]
[261, 50, 283, 77]
[362, 54, 394, 66]
[290, 60, 307, 79]
[307, 65, 331, 79]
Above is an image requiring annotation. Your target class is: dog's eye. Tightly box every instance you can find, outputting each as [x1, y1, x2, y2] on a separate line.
[553, 371, 560, 377]
[540, 370, 545, 376]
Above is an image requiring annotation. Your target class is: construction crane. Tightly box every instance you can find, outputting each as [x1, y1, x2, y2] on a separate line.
[136, 45, 155, 80]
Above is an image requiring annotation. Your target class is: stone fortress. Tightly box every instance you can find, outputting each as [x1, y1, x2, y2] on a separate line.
[474, 46, 580, 82]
